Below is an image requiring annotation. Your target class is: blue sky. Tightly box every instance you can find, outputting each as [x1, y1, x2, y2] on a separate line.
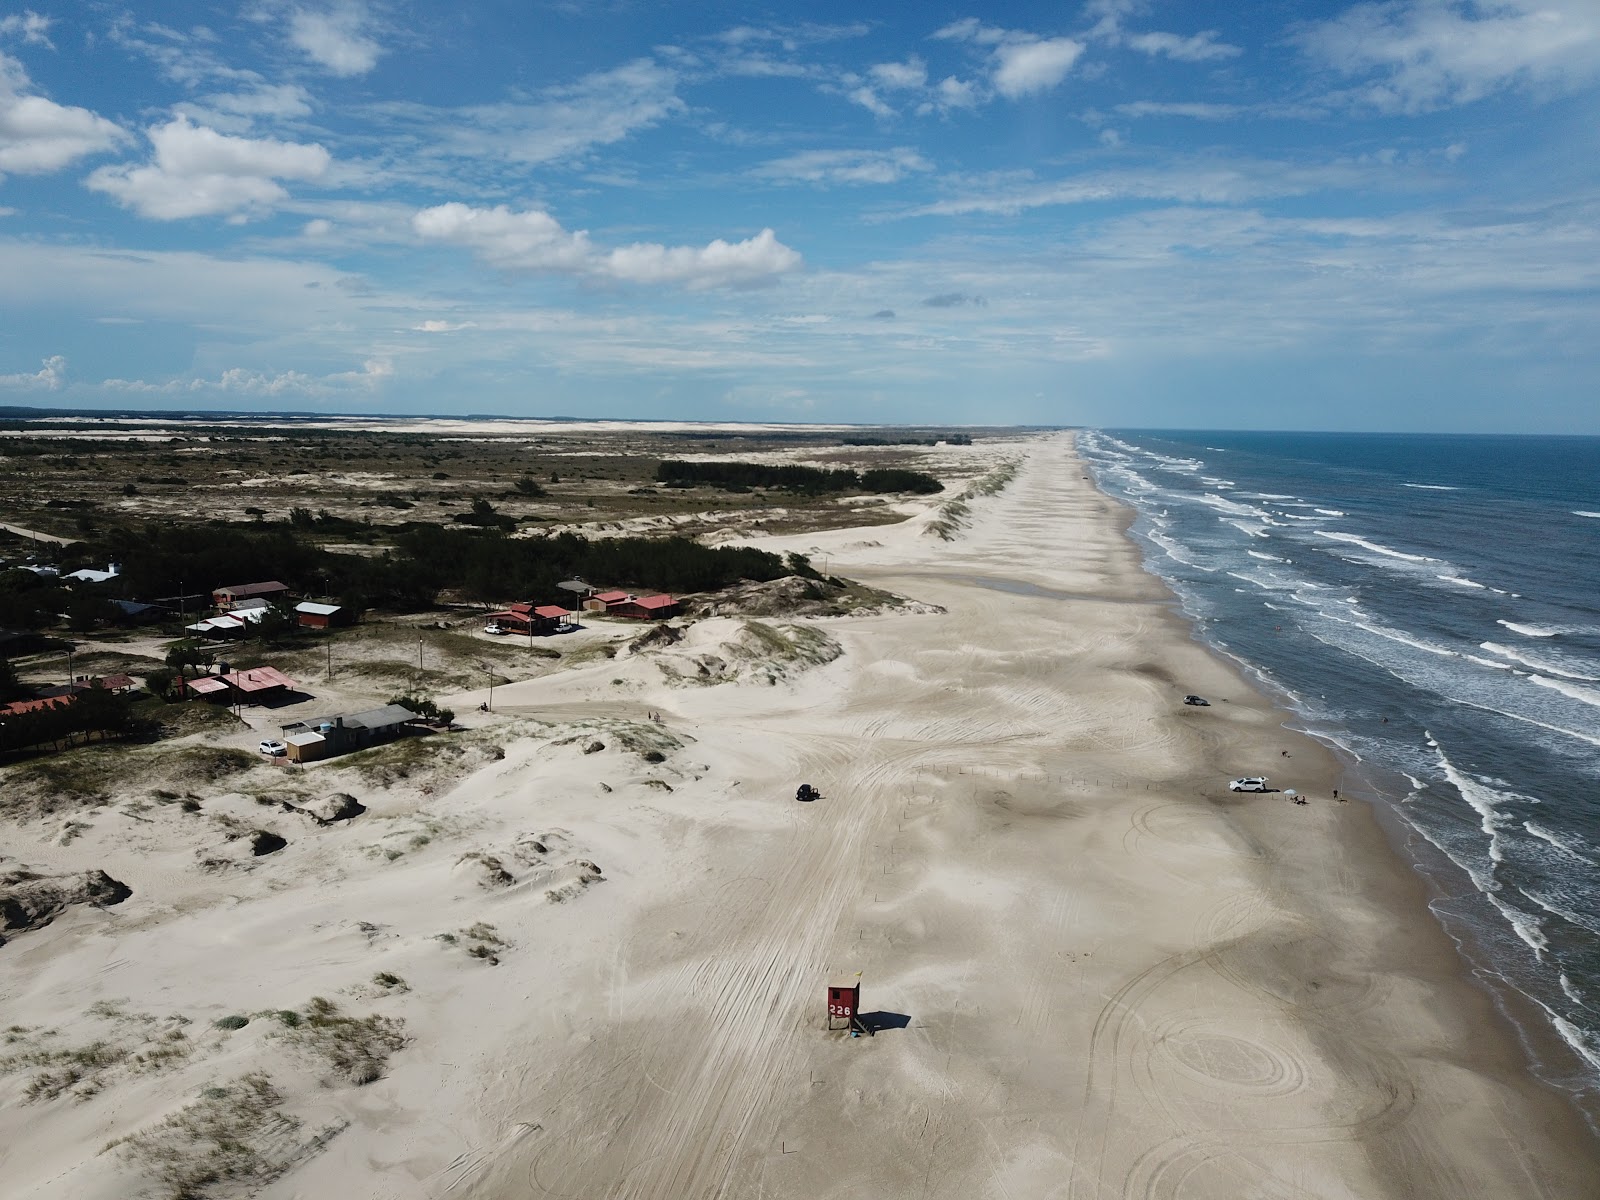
[1, 1, 1598, 431]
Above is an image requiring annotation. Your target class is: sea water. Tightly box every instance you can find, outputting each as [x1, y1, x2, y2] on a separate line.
[1078, 430, 1600, 1111]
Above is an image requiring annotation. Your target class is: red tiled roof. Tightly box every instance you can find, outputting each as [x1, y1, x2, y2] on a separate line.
[99, 673, 135, 690]
[630, 594, 677, 609]
[593, 590, 629, 603]
[533, 605, 568, 618]
[222, 666, 296, 692]
[1, 695, 76, 716]
[185, 676, 230, 695]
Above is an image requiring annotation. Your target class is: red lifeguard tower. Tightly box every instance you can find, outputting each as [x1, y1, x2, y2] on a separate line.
[827, 974, 871, 1035]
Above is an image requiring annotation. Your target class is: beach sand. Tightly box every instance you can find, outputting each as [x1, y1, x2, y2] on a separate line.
[4, 432, 1596, 1198]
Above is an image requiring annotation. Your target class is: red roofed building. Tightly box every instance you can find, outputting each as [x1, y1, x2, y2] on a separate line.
[0, 694, 76, 717]
[581, 589, 629, 612]
[213, 581, 291, 611]
[184, 666, 298, 704]
[610, 594, 678, 620]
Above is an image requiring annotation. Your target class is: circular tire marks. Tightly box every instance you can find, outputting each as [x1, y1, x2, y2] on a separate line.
[1145, 1016, 1308, 1098]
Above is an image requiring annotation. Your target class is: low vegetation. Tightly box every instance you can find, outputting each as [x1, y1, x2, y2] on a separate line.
[657, 459, 943, 495]
[274, 997, 406, 1085]
[108, 1073, 311, 1200]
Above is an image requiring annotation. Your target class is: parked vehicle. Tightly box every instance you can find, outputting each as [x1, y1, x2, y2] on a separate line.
[259, 739, 288, 757]
[796, 783, 818, 802]
[1183, 694, 1210, 706]
[484, 623, 506, 635]
[1228, 776, 1268, 792]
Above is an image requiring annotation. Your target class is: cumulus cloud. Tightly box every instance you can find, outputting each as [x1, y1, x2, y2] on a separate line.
[1298, 0, 1600, 112]
[289, 2, 383, 76]
[601, 228, 801, 289]
[411, 202, 594, 272]
[86, 116, 331, 220]
[0, 52, 126, 177]
[753, 147, 932, 186]
[934, 18, 1085, 99]
[413, 202, 801, 290]
[1127, 30, 1241, 62]
[0, 353, 65, 390]
[870, 57, 928, 90]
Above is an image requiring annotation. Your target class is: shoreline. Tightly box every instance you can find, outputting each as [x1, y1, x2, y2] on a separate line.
[1089, 445, 1600, 1139]
[6, 431, 1599, 1198]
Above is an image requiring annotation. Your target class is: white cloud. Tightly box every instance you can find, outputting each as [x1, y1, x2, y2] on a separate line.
[904, 158, 1371, 218]
[993, 37, 1086, 97]
[86, 116, 331, 220]
[1298, 0, 1600, 113]
[1127, 30, 1241, 62]
[374, 59, 683, 168]
[846, 85, 895, 118]
[413, 319, 476, 332]
[411, 203, 594, 272]
[870, 57, 928, 90]
[1116, 101, 1245, 119]
[933, 19, 1085, 100]
[412, 202, 801, 290]
[0, 353, 65, 390]
[175, 84, 314, 133]
[602, 229, 801, 289]
[107, 357, 393, 396]
[754, 147, 933, 185]
[933, 76, 980, 111]
[289, 2, 383, 77]
[0, 11, 53, 48]
[0, 52, 126, 177]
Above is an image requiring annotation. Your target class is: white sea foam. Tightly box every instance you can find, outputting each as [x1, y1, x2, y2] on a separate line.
[1246, 550, 1288, 562]
[1223, 519, 1270, 538]
[1481, 642, 1600, 681]
[1404, 483, 1460, 491]
[1574, 510, 1600, 518]
[1314, 530, 1438, 562]
[1524, 821, 1594, 863]
[1498, 620, 1560, 638]
[1520, 888, 1600, 938]
[1528, 673, 1600, 712]
[1432, 735, 1518, 868]
[1313, 508, 1345, 516]
[1194, 492, 1271, 519]
[1437, 574, 1486, 589]
[1551, 1016, 1600, 1074]
[1148, 530, 1209, 570]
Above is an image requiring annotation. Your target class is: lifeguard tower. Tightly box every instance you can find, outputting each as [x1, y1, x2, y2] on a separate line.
[827, 975, 871, 1036]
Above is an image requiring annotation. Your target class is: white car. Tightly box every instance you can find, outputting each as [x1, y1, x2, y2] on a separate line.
[483, 623, 506, 635]
[259, 739, 288, 757]
[1228, 776, 1268, 792]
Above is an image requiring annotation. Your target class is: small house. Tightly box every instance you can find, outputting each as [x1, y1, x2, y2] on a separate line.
[213, 581, 291, 611]
[581, 589, 629, 613]
[64, 562, 121, 584]
[184, 665, 297, 705]
[610, 594, 678, 620]
[484, 602, 561, 636]
[280, 704, 420, 761]
[295, 601, 353, 629]
[111, 599, 165, 626]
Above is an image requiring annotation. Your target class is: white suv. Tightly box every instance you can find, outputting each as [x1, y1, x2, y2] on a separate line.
[1228, 777, 1268, 792]
[259, 739, 288, 757]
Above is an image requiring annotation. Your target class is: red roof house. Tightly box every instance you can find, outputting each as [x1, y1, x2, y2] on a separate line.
[610, 594, 678, 620]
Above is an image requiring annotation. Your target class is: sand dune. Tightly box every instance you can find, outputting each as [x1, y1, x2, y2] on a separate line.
[3, 433, 1595, 1198]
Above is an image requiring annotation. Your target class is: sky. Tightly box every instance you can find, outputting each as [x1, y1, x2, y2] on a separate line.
[1, 1, 1598, 432]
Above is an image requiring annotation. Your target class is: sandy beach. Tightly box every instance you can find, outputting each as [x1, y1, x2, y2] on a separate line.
[4, 432, 1597, 1199]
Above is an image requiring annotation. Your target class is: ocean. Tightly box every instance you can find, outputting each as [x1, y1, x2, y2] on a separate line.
[1078, 429, 1600, 1113]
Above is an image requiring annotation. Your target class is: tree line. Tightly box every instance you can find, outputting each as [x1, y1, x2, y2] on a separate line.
[656, 459, 944, 495]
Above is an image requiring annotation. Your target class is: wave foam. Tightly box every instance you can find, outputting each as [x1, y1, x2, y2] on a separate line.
[1314, 530, 1438, 563]
[1405, 483, 1460, 491]
[1481, 642, 1600, 681]
[1574, 511, 1600, 519]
